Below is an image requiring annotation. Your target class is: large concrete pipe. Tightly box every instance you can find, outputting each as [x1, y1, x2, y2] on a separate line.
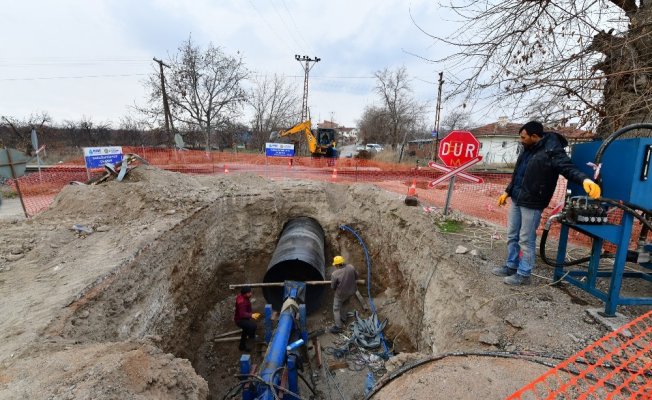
[263, 217, 326, 313]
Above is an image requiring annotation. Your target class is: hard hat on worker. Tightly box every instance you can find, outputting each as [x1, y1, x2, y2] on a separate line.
[333, 255, 345, 266]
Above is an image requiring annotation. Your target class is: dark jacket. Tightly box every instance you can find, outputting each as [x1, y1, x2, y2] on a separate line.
[331, 264, 358, 298]
[506, 132, 588, 210]
[233, 293, 252, 322]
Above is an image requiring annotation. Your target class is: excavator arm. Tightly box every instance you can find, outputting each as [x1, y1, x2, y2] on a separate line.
[271, 120, 319, 155]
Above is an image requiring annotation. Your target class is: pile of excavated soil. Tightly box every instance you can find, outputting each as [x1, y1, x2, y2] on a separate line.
[0, 166, 648, 399]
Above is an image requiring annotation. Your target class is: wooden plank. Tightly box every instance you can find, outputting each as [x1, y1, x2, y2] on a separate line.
[355, 290, 369, 311]
[214, 329, 241, 339]
[213, 336, 241, 343]
[328, 361, 349, 371]
[229, 280, 365, 290]
[312, 337, 322, 368]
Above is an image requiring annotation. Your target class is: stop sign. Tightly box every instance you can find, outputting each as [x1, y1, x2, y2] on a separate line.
[438, 130, 480, 167]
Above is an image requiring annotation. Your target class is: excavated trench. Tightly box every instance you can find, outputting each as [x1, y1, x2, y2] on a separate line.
[51, 182, 505, 398]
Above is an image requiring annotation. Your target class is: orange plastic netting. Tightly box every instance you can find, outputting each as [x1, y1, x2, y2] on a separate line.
[509, 310, 652, 399]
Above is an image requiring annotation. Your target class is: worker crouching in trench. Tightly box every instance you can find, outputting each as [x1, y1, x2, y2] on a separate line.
[233, 286, 261, 351]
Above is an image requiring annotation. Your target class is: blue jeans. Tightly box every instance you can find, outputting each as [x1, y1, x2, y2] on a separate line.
[506, 204, 543, 277]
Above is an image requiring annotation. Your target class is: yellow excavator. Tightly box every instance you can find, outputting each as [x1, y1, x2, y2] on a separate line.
[270, 120, 338, 158]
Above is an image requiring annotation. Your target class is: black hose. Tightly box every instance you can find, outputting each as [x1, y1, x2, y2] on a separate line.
[540, 228, 596, 267]
[600, 198, 652, 232]
[364, 351, 560, 399]
[593, 123, 652, 183]
[297, 372, 318, 396]
[364, 351, 623, 399]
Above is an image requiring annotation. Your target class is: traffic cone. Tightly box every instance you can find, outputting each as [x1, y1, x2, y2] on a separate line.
[332, 168, 337, 179]
[224, 164, 229, 174]
[404, 178, 418, 206]
[407, 178, 417, 197]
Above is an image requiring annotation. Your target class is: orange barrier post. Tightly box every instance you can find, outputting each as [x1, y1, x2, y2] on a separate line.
[332, 168, 337, 179]
[224, 164, 229, 174]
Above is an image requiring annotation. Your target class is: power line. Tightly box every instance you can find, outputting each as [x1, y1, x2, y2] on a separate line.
[0, 58, 151, 66]
[270, 0, 305, 51]
[280, 0, 313, 52]
[0, 73, 148, 81]
[247, 0, 295, 54]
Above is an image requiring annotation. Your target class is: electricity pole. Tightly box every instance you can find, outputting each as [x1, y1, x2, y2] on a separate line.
[295, 55, 320, 121]
[153, 57, 175, 146]
[432, 72, 444, 161]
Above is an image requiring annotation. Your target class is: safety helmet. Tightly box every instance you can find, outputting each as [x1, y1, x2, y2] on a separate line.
[333, 255, 345, 266]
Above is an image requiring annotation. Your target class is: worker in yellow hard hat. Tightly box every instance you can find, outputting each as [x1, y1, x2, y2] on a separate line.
[330, 255, 358, 334]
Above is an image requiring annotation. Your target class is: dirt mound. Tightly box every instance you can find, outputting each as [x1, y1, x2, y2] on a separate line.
[0, 166, 635, 399]
[0, 341, 207, 399]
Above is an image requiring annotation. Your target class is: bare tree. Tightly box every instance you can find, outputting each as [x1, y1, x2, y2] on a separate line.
[375, 67, 426, 141]
[358, 106, 392, 144]
[61, 117, 112, 147]
[248, 74, 301, 150]
[0, 112, 52, 154]
[374, 66, 426, 161]
[142, 36, 248, 150]
[441, 110, 474, 131]
[420, 1, 652, 136]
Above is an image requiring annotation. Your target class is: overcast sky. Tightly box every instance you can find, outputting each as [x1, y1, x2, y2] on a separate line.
[0, 0, 483, 129]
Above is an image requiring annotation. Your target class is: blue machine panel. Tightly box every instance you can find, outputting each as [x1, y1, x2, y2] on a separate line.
[570, 138, 652, 208]
[559, 137, 652, 316]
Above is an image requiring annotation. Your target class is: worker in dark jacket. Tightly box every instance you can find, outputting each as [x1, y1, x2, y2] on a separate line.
[234, 286, 260, 351]
[330, 255, 358, 333]
[493, 121, 601, 285]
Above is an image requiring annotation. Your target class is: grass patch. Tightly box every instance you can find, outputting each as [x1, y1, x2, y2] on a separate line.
[437, 219, 464, 233]
[0, 186, 18, 199]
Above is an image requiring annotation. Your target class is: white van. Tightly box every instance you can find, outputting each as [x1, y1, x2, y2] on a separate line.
[365, 143, 384, 152]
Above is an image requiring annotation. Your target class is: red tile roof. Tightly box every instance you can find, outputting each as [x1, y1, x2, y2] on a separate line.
[469, 122, 595, 140]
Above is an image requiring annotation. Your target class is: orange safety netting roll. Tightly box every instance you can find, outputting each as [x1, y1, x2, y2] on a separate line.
[508, 310, 652, 399]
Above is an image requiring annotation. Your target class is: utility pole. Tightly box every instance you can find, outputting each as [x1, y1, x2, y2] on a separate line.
[153, 57, 175, 147]
[432, 72, 444, 161]
[295, 55, 320, 121]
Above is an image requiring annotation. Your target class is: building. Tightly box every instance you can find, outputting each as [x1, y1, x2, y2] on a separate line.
[316, 120, 358, 145]
[469, 121, 523, 166]
[406, 138, 437, 159]
[407, 119, 595, 166]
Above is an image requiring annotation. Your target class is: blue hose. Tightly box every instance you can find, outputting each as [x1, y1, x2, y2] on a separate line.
[339, 224, 390, 358]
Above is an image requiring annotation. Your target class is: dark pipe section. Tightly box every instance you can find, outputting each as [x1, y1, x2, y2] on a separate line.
[263, 217, 326, 313]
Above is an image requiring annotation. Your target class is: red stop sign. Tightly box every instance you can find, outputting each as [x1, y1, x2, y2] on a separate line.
[438, 130, 480, 167]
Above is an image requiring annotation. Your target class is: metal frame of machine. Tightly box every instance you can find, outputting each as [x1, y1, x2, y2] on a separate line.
[541, 124, 652, 317]
[238, 281, 309, 400]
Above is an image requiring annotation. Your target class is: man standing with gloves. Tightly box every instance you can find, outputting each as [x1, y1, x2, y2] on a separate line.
[234, 286, 260, 351]
[330, 255, 358, 333]
[493, 121, 601, 285]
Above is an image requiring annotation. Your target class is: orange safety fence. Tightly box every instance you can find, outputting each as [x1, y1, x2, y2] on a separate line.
[509, 310, 652, 399]
[0, 146, 642, 251]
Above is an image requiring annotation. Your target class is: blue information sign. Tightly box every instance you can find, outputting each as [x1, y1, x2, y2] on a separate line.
[265, 143, 295, 157]
[83, 146, 123, 168]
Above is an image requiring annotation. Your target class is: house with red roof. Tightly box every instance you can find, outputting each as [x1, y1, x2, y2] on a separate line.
[469, 117, 595, 166]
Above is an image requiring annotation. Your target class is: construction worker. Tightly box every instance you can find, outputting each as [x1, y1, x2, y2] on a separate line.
[493, 121, 601, 285]
[233, 286, 260, 351]
[330, 255, 358, 334]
